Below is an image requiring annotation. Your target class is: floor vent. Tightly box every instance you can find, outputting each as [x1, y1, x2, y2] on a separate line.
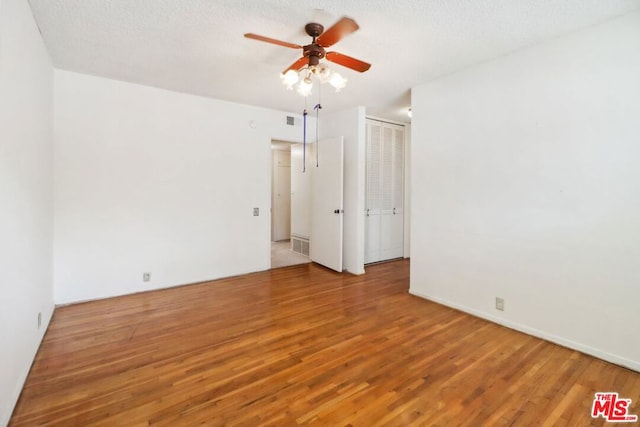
[292, 236, 310, 256]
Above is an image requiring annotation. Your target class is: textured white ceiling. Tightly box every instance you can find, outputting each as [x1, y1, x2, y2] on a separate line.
[28, 0, 640, 123]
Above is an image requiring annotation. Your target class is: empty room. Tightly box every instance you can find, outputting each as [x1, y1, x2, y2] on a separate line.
[1, 0, 639, 425]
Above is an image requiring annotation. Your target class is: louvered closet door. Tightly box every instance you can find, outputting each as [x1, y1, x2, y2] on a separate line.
[379, 125, 404, 260]
[379, 126, 395, 260]
[388, 126, 405, 259]
[365, 120, 404, 264]
[365, 121, 382, 264]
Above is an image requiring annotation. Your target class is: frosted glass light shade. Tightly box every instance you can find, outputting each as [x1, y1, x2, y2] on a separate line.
[297, 79, 312, 96]
[329, 73, 347, 92]
[280, 70, 299, 89]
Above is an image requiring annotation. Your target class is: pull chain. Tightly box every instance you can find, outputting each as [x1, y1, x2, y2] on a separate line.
[302, 109, 307, 173]
[302, 96, 308, 173]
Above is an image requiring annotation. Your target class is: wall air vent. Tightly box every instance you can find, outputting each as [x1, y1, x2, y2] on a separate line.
[286, 116, 295, 126]
[292, 235, 310, 256]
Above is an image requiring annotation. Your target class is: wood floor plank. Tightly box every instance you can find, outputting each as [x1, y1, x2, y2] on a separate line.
[9, 260, 640, 426]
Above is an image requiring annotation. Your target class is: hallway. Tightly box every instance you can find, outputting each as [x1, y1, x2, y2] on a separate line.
[271, 240, 310, 269]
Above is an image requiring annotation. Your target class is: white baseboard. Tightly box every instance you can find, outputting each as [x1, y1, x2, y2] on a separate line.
[2, 304, 55, 426]
[409, 289, 639, 373]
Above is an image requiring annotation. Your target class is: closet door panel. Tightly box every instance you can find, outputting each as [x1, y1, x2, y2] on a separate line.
[365, 121, 383, 263]
[365, 214, 381, 264]
[366, 122, 382, 215]
[393, 127, 405, 213]
[387, 213, 404, 259]
[388, 126, 404, 258]
[381, 126, 394, 215]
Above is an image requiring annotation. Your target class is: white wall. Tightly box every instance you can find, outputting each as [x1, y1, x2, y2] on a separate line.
[54, 70, 311, 304]
[0, 0, 54, 424]
[411, 11, 640, 371]
[321, 107, 366, 274]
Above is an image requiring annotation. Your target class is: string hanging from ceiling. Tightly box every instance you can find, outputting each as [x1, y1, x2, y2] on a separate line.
[313, 84, 322, 168]
[301, 80, 323, 173]
[302, 96, 307, 173]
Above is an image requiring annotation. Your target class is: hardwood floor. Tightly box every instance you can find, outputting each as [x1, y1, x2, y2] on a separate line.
[10, 260, 640, 426]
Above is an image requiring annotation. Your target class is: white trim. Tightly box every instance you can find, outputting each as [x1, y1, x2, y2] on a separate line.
[403, 123, 411, 258]
[365, 115, 408, 127]
[409, 289, 640, 373]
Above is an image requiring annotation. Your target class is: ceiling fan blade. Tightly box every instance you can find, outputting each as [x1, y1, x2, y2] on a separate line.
[316, 17, 359, 47]
[326, 51, 371, 73]
[244, 33, 301, 49]
[283, 57, 308, 74]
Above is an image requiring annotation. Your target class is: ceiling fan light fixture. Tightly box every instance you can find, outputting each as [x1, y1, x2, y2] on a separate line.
[282, 63, 347, 96]
[297, 78, 313, 97]
[315, 64, 332, 83]
[328, 72, 347, 92]
[303, 70, 313, 84]
[280, 69, 299, 89]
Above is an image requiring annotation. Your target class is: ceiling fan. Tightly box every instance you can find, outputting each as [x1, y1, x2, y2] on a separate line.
[244, 17, 371, 75]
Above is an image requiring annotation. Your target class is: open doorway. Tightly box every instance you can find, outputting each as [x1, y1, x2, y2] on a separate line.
[271, 142, 291, 242]
[271, 140, 310, 268]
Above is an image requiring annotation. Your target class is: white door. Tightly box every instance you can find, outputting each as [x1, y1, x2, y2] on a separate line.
[310, 137, 344, 272]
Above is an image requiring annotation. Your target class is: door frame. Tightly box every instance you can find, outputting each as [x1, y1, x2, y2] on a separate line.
[270, 142, 292, 242]
[268, 138, 302, 269]
[364, 116, 411, 263]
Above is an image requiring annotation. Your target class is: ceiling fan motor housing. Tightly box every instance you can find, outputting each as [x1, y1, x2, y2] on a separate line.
[303, 44, 325, 66]
[303, 22, 326, 66]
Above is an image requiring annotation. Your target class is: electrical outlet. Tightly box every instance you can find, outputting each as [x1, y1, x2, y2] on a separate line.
[143, 272, 151, 282]
[253, 207, 259, 216]
[37, 312, 42, 329]
[495, 297, 505, 311]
